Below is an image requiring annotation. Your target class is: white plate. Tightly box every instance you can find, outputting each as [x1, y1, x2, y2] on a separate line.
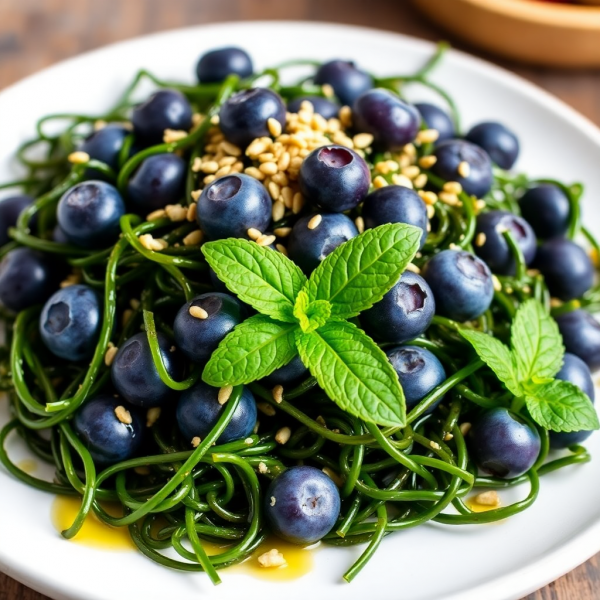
[1, 21, 599, 600]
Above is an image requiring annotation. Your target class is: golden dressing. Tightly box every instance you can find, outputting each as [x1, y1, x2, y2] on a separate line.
[16, 458, 37, 474]
[465, 497, 501, 513]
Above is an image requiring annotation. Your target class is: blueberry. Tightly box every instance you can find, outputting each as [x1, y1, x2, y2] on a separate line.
[0, 194, 34, 245]
[208, 266, 228, 293]
[265, 465, 341, 545]
[550, 353, 596, 449]
[39, 285, 101, 361]
[556, 310, 600, 372]
[474, 210, 537, 275]
[432, 140, 493, 198]
[287, 96, 339, 120]
[535, 238, 593, 301]
[313, 60, 373, 107]
[423, 250, 494, 322]
[0, 248, 57, 312]
[197, 173, 271, 240]
[196, 47, 253, 83]
[73, 395, 144, 466]
[111, 331, 182, 408]
[361, 185, 428, 249]
[219, 88, 286, 149]
[414, 103, 455, 143]
[519, 184, 570, 240]
[52, 225, 69, 244]
[176, 381, 256, 445]
[353, 89, 421, 151]
[468, 407, 541, 479]
[287, 213, 358, 274]
[299, 145, 370, 212]
[173, 292, 246, 364]
[262, 355, 309, 387]
[362, 272, 435, 344]
[465, 121, 520, 170]
[79, 124, 129, 175]
[57, 181, 125, 249]
[385, 345, 446, 412]
[132, 89, 192, 145]
[126, 153, 186, 212]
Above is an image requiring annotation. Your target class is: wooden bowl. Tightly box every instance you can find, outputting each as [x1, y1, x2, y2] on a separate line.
[412, 0, 600, 67]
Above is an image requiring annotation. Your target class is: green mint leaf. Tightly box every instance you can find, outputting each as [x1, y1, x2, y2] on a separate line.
[525, 379, 600, 433]
[305, 223, 421, 319]
[459, 329, 522, 396]
[202, 315, 298, 386]
[293, 291, 331, 333]
[295, 320, 406, 427]
[511, 299, 564, 383]
[202, 239, 307, 323]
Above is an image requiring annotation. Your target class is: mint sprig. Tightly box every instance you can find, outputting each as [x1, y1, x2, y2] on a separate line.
[460, 299, 599, 433]
[201, 223, 421, 427]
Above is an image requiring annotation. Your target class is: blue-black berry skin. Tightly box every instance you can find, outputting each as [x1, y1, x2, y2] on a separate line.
[197, 173, 272, 240]
[111, 331, 182, 408]
[550, 353, 596, 449]
[299, 145, 370, 212]
[361, 185, 428, 249]
[519, 184, 570, 240]
[362, 272, 435, 344]
[73, 395, 144, 466]
[176, 381, 257, 445]
[432, 140, 493, 198]
[57, 181, 125, 249]
[474, 210, 537, 275]
[0, 195, 34, 245]
[386, 345, 446, 413]
[422, 250, 494, 322]
[353, 89, 421, 151]
[196, 47, 253, 83]
[287, 96, 340, 120]
[262, 355, 309, 387]
[468, 407, 541, 479]
[173, 293, 246, 364]
[414, 103, 455, 143]
[287, 213, 358, 274]
[0, 247, 57, 312]
[465, 121, 520, 170]
[556, 310, 600, 372]
[79, 124, 129, 176]
[127, 153, 187, 212]
[534, 238, 593, 301]
[219, 88, 286, 149]
[264, 465, 341, 545]
[132, 89, 192, 145]
[39, 284, 101, 362]
[313, 60, 373, 107]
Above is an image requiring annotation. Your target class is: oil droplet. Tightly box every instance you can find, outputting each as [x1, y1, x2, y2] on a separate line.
[51, 496, 135, 551]
[465, 497, 501, 513]
[17, 459, 37, 474]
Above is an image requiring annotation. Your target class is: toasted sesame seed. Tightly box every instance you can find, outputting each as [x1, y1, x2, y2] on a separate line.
[413, 173, 428, 189]
[405, 263, 421, 274]
[355, 216, 365, 234]
[308, 214, 322, 230]
[418, 190, 438, 205]
[169, 346, 176, 353]
[68, 151, 90, 164]
[448, 243, 461, 251]
[245, 166, 266, 180]
[200, 160, 219, 174]
[458, 161, 471, 178]
[147, 209, 166, 221]
[275, 427, 291, 445]
[426, 204, 435, 219]
[60, 272, 82, 289]
[139, 234, 168, 251]
[189, 305, 209, 319]
[322, 467, 343, 488]
[268, 181, 281, 201]
[271, 171, 289, 186]
[247, 227, 262, 240]
[280, 186, 294, 208]
[146, 407, 161, 428]
[277, 151, 291, 171]
[373, 175, 388, 189]
[258, 462, 269, 474]
[270, 496, 277, 506]
[246, 139, 270, 158]
[339, 105, 353, 128]
[134, 466, 151, 476]
[439, 192, 461, 207]
[104, 344, 118, 367]
[550, 297, 563, 308]
[257, 402, 276, 416]
[218, 385, 233, 405]
[475, 232, 487, 247]
[444, 432, 454, 441]
[492, 275, 502, 292]
[215, 165, 231, 177]
[94, 120, 107, 130]
[259, 162, 278, 176]
[418, 155, 437, 169]
[430, 441, 441, 450]
[316, 415, 327, 427]
[473, 490, 500, 507]
[163, 129, 188, 144]
[443, 181, 463, 195]
[475, 199, 487, 212]
[267, 118, 282, 137]
[220, 140, 241, 156]
[402, 165, 421, 179]
[245, 437, 254, 445]
[115, 405, 132, 425]
[183, 230, 203, 246]
[257, 234, 276, 247]
[203, 175, 216, 185]
[321, 83, 334, 97]
[527, 268, 541, 277]
[191, 436, 201, 448]
[165, 204, 188, 221]
[460, 422, 472, 436]
[190, 190, 201, 202]
[258, 548, 287, 569]
[332, 130, 354, 148]
[353, 132, 373, 149]
[259, 152, 276, 163]
[272, 385, 284, 404]
[276, 243, 288, 256]
[122, 309, 133, 327]
[272, 201, 285, 222]
[391, 174, 414, 189]
[416, 129, 440, 144]
[375, 160, 399, 175]
[292, 192, 304, 214]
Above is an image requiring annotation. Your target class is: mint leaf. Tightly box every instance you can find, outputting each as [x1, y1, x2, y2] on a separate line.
[525, 379, 600, 433]
[295, 320, 406, 427]
[305, 223, 421, 319]
[202, 239, 307, 323]
[511, 299, 564, 383]
[202, 315, 298, 386]
[459, 329, 522, 396]
[293, 291, 331, 333]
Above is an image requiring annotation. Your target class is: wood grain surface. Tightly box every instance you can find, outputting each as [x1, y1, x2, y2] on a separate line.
[0, 1, 599, 599]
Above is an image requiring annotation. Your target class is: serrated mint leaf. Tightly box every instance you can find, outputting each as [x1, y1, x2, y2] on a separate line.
[202, 239, 307, 323]
[293, 291, 331, 333]
[202, 315, 298, 386]
[511, 299, 564, 383]
[295, 320, 406, 427]
[305, 223, 421, 319]
[525, 379, 600, 433]
[459, 329, 522, 397]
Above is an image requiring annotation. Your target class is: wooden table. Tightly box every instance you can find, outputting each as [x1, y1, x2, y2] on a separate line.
[0, 1, 599, 598]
